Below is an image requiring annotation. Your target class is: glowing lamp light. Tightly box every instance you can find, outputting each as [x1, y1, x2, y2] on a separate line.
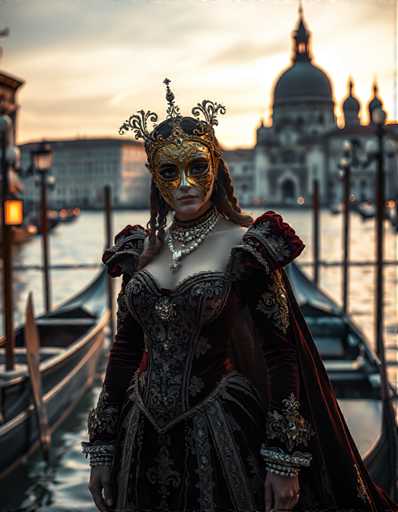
[31, 141, 53, 172]
[297, 196, 305, 205]
[4, 198, 24, 226]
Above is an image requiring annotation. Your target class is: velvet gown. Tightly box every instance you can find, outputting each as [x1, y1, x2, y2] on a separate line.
[86, 211, 398, 512]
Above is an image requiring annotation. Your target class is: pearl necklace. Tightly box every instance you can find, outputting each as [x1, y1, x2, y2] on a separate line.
[167, 207, 219, 272]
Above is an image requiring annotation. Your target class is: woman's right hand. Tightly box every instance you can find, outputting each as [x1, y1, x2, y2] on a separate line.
[89, 465, 113, 512]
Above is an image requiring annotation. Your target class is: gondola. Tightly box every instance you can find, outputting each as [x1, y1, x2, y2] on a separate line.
[0, 267, 109, 479]
[286, 262, 398, 498]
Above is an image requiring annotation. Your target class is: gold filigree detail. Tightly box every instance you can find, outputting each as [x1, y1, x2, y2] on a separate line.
[266, 392, 315, 452]
[118, 78, 226, 169]
[192, 99, 226, 127]
[256, 269, 289, 333]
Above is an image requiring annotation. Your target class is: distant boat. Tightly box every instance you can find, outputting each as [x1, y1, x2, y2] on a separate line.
[0, 223, 38, 248]
[286, 262, 397, 497]
[330, 203, 342, 215]
[28, 213, 60, 234]
[357, 201, 376, 220]
[47, 208, 80, 224]
[0, 268, 109, 479]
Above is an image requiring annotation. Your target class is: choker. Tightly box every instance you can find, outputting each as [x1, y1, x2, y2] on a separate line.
[172, 206, 216, 229]
[167, 207, 219, 272]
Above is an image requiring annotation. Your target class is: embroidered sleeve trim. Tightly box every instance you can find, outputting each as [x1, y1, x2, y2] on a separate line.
[265, 392, 315, 452]
[88, 387, 120, 442]
[242, 211, 305, 271]
[256, 269, 289, 333]
[102, 224, 147, 277]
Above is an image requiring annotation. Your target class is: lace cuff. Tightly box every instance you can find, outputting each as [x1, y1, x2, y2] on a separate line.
[265, 392, 315, 453]
[81, 442, 114, 467]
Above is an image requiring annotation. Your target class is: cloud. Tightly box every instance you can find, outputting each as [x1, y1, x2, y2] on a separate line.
[208, 38, 287, 66]
[2, 0, 396, 145]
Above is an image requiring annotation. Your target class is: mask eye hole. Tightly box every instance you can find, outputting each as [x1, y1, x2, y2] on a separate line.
[159, 165, 178, 180]
[189, 158, 209, 176]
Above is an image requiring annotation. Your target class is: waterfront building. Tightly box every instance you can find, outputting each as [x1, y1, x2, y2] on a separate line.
[0, 70, 24, 195]
[20, 138, 149, 209]
[225, 5, 398, 207]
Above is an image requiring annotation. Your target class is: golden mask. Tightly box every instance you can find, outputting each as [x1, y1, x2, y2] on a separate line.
[153, 141, 216, 207]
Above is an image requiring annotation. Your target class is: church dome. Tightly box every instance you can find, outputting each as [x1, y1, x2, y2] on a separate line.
[368, 81, 382, 112]
[343, 78, 360, 127]
[274, 62, 333, 106]
[343, 78, 360, 113]
[272, 4, 333, 107]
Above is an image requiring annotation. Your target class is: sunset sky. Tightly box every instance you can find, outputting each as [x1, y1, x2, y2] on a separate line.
[1, 0, 397, 148]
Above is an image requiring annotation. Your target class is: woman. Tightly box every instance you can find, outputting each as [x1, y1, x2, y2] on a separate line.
[83, 80, 398, 512]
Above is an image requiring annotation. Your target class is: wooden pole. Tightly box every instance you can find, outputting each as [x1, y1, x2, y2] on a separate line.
[375, 122, 385, 360]
[1, 125, 15, 371]
[312, 179, 320, 286]
[373, 118, 398, 500]
[342, 163, 351, 315]
[104, 185, 114, 341]
[40, 172, 51, 313]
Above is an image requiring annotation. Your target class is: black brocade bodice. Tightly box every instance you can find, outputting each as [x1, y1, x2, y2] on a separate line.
[86, 213, 398, 512]
[125, 270, 232, 430]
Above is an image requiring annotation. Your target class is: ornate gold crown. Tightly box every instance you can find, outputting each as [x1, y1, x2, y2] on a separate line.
[118, 78, 226, 167]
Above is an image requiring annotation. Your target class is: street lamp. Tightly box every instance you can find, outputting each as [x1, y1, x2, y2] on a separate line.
[4, 198, 24, 225]
[31, 141, 53, 172]
[31, 141, 54, 313]
[371, 107, 387, 361]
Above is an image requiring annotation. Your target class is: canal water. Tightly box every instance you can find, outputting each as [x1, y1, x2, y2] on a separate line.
[0, 208, 397, 511]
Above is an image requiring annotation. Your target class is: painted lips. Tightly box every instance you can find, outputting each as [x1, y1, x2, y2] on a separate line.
[179, 195, 197, 201]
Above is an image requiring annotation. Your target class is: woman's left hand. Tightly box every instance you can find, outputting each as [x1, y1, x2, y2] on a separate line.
[264, 472, 300, 511]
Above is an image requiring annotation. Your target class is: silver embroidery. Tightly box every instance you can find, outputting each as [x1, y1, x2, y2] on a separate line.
[193, 413, 215, 512]
[88, 388, 119, 441]
[116, 404, 142, 509]
[189, 375, 205, 397]
[146, 436, 181, 510]
[195, 336, 211, 358]
[154, 296, 177, 321]
[206, 400, 256, 511]
[256, 269, 289, 333]
[125, 272, 231, 429]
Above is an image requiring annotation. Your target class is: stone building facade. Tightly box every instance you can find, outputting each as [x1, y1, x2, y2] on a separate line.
[20, 138, 150, 209]
[224, 5, 398, 207]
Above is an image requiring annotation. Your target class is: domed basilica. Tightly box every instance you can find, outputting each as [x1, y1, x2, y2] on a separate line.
[225, 3, 398, 207]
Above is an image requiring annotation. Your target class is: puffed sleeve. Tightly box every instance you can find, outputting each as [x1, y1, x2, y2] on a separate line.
[82, 225, 147, 466]
[229, 211, 315, 476]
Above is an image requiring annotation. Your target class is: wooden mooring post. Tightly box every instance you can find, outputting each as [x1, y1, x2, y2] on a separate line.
[312, 179, 320, 286]
[342, 162, 351, 315]
[104, 185, 114, 341]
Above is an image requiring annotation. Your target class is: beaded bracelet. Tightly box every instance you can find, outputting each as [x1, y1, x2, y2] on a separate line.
[265, 461, 299, 478]
[260, 444, 312, 468]
[81, 442, 114, 467]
